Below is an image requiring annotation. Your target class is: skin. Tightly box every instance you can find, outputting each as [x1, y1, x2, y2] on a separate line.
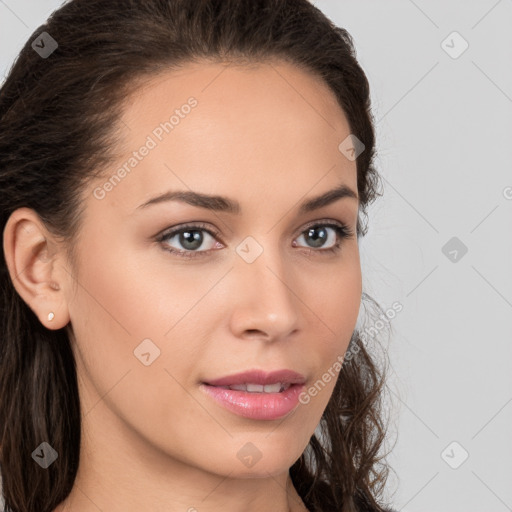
[3, 59, 362, 512]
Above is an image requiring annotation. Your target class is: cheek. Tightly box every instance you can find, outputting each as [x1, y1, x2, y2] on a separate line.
[68, 236, 194, 348]
[296, 255, 361, 408]
[302, 252, 362, 344]
[66, 237, 215, 402]
[65, 241, 213, 450]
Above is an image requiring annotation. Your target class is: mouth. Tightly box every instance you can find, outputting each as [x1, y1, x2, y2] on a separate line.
[199, 369, 306, 421]
[204, 382, 293, 393]
[202, 368, 306, 388]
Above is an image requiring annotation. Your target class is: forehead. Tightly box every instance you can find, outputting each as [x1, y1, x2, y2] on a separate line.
[131, 59, 347, 131]
[123, 59, 347, 126]
[90, 59, 357, 214]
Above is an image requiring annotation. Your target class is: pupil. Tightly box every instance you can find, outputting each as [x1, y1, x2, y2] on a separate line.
[180, 230, 202, 250]
[306, 227, 327, 248]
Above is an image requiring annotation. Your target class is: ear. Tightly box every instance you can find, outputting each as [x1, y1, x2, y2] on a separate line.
[3, 207, 71, 330]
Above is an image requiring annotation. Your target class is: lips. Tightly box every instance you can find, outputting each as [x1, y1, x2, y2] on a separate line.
[203, 368, 306, 388]
[200, 369, 307, 420]
[220, 382, 290, 393]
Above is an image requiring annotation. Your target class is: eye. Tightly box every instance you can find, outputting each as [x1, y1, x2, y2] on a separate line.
[156, 220, 354, 259]
[156, 222, 221, 259]
[293, 221, 353, 256]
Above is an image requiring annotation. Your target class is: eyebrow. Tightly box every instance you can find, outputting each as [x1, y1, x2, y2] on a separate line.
[136, 183, 358, 214]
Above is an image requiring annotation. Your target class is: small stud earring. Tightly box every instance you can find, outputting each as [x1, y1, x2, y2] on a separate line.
[48, 312, 55, 321]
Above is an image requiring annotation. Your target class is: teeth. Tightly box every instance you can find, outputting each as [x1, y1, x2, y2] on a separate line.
[229, 384, 249, 391]
[263, 383, 286, 393]
[247, 383, 264, 392]
[226, 382, 291, 393]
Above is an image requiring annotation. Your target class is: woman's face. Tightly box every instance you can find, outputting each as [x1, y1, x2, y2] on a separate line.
[63, 60, 362, 479]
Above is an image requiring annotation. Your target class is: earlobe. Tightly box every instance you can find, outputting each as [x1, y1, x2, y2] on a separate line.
[2, 207, 70, 330]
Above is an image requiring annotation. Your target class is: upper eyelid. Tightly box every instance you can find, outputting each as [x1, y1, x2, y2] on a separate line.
[157, 222, 219, 241]
[158, 218, 350, 240]
[157, 219, 353, 246]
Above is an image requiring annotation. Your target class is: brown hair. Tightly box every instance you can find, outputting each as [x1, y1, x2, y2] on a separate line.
[0, 1, 394, 511]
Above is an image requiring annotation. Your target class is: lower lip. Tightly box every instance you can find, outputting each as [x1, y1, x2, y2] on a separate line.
[200, 383, 305, 420]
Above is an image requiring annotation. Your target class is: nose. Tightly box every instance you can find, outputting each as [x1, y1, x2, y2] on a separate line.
[228, 244, 300, 342]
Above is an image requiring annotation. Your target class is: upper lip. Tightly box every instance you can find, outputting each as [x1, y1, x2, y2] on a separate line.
[203, 369, 306, 387]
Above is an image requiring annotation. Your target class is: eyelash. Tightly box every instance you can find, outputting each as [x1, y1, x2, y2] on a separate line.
[155, 220, 354, 260]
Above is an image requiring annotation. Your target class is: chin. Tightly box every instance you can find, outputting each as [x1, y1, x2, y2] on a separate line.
[217, 445, 300, 479]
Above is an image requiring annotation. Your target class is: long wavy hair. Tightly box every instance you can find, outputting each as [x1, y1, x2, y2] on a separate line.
[0, 1, 395, 511]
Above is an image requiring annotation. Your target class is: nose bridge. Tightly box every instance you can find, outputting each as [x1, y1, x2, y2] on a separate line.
[232, 234, 299, 336]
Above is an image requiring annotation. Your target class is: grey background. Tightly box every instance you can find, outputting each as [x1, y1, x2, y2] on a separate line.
[1, 1, 511, 510]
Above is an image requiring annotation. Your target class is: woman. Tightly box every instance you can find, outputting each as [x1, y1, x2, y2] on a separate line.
[0, 1, 395, 511]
